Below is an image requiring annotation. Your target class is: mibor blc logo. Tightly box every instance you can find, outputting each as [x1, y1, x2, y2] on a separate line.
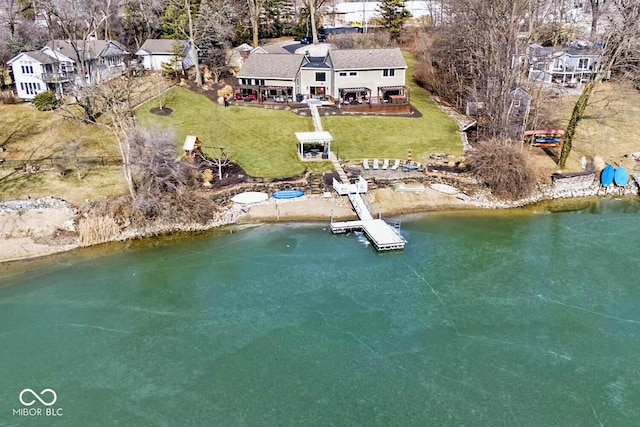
[13, 388, 63, 417]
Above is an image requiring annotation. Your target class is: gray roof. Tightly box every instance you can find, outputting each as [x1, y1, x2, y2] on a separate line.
[45, 39, 128, 62]
[237, 53, 305, 79]
[15, 50, 56, 64]
[137, 39, 188, 55]
[259, 44, 290, 54]
[302, 57, 330, 69]
[328, 48, 407, 70]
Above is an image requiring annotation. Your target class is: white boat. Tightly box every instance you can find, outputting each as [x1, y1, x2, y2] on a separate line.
[429, 183, 460, 195]
[231, 192, 269, 204]
[395, 183, 425, 193]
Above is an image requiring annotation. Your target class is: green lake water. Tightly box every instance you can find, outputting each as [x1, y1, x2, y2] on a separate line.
[1, 198, 640, 426]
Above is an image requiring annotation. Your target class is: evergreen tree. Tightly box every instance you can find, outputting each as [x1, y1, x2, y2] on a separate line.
[377, 0, 411, 40]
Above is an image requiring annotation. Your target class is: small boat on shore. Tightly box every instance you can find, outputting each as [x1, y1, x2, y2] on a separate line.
[395, 183, 425, 193]
[272, 190, 304, 199]
[614, 166, 629, 186]
[601, 164, 615, 187]
[231, 192, 269, 204]
[429, 183, 460, 195]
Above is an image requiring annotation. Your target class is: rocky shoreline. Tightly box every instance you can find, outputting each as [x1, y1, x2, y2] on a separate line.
[1, 175, 638, 264]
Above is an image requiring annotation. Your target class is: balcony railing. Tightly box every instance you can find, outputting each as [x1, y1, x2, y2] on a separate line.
[41, 72, 72, 83]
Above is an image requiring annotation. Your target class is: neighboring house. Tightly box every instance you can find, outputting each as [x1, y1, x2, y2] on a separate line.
[8, 38, 129, 100]
[525, 43, 603, 86]
[235, 47, 408, 105]
[43, 39, 129, 84]
[7, 50, 63, 100]
[135, 39, 195, 71]
[227, 43, 254, 69]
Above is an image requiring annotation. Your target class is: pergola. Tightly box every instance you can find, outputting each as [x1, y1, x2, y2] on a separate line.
[339, 87, 372, 105]
[378, 85, 409, 103]
[259, 85, 294, 102]
[295, 131, 333, 160]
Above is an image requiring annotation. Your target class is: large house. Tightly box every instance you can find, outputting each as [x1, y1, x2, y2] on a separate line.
[8, 38, 129, 100]
[236, 47, 407, 106]
[135, 39, 196, 71]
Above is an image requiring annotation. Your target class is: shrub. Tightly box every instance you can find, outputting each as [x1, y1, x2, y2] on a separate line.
[32, 91, 58, 111]
[466, 139, 537, 200]
[0, 90, 20, 104]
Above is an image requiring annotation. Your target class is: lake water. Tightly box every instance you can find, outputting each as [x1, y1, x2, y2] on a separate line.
[1, 198, 640, 426]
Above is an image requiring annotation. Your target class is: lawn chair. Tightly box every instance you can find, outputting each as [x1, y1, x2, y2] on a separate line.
[373, 159, 379, 170]
[390, 159, 400, 170]
[382, 159, 389, 170]
[362, 159, 370, 170]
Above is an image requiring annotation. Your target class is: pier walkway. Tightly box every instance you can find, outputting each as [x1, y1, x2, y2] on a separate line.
[330, 177, 406, 251]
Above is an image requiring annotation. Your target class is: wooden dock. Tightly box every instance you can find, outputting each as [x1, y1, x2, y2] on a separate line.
[330, 178, 406, 251]
[330, 219, 406, 250]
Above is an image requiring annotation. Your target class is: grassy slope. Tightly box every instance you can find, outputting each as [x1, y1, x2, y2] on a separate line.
[137, 88, 315, 178]
[0, 103, 125, 203]
[137, 52, 461, 177]
[325, 52, 461, 162]
[541, 81, 640, 171]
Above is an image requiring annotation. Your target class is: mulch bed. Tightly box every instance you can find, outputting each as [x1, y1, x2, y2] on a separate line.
[149, 107, 173, 116]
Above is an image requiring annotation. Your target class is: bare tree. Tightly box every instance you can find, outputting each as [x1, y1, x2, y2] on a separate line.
[203, 48, 227, 83]
[431, 0, 531, 140]
[589, 0, 609, 41]
[203, 146, 230, 180]
[163, 0, 202, 86]
[61, 72, 139, 198]
[246, 0, 265, 47]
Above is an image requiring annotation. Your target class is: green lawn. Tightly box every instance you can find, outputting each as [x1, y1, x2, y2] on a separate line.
[325, 52, 461, 162]
[136, 52, 461, 178]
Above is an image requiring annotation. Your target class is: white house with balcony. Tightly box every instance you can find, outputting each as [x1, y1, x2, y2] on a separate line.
[8, 38, 129, 100]
[525, 43, 604, 86]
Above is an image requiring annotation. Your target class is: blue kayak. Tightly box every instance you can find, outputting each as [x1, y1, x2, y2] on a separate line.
[600, 164, 615, 187]
[614, 166, 629, 186]
[272, 190, 304, 199]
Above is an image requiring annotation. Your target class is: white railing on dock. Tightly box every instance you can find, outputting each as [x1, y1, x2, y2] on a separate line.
[330, 176, 405, 251]
[332, 176, 367, 195]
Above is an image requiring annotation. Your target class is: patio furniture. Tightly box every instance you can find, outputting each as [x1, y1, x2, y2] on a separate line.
[373, 159, 379, 170]
[390, 159, 399, 170]
[362, 159, 370, 170]
[382, 159, 389, 170]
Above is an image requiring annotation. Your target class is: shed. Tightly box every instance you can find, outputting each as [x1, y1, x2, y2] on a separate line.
[183, 135, 203, 161]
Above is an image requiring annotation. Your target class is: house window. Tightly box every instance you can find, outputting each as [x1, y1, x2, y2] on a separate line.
[578, 58, 589, 69]
[253, 79, 265, 85]
[349, 72, 357, 76]
[339, 72, 347, 77]
[21, 65, 33, 74]
[316, 72, 326, 82]
[20, 82, 25, 91]
[383, 69, 395, 77]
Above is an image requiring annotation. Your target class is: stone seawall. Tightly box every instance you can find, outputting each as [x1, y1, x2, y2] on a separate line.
[0, 197, 73, 213]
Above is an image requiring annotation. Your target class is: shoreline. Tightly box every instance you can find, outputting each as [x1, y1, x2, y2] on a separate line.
[1, 182, 638, 264]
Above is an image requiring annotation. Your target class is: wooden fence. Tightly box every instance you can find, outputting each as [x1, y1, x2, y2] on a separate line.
[0, 156, 122, 171]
